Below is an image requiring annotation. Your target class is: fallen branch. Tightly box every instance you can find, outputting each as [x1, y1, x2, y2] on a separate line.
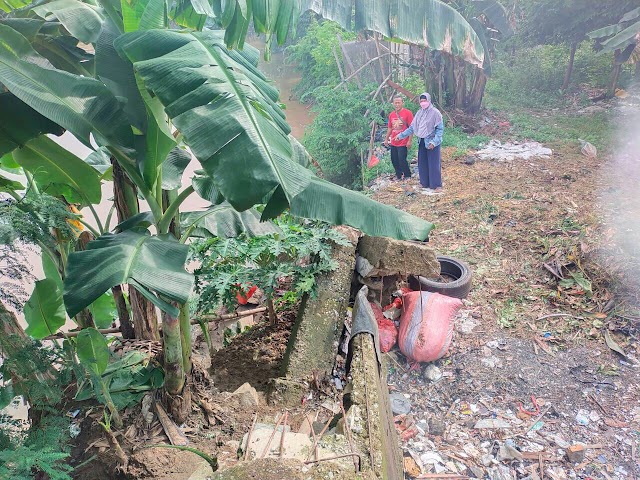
[333, 52, 391, 90]
[304, 453, 362, 465]
[43, 307, 267, 340]
[244, 413, 258, 461]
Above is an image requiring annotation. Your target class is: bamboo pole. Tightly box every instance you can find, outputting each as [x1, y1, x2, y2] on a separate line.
[337, 33, 362, 88]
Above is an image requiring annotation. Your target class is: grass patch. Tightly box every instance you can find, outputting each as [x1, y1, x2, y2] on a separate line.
[506, 111, 612, 152]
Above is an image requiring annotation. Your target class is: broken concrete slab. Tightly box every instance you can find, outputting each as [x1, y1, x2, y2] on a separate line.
[232, 383, 261, 408]
[356, 236, 439, 278]
[278, 227, 359, 403]
[348, 334, 403, 479]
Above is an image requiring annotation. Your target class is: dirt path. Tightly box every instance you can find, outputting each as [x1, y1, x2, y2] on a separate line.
[371, 138, 640, 478]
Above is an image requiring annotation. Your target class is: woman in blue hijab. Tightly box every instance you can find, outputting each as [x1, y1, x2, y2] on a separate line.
[395, 93, 444, 192]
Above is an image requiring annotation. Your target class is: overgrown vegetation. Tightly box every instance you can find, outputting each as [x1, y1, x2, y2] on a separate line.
[286, 18, 357, 101]
[303, 85, 386, 187]
[192, 217, 349, 322]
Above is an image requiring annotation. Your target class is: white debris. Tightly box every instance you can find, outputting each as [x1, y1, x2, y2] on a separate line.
[476, 140, 552, 161]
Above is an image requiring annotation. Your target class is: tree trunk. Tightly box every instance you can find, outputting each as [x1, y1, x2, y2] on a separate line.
[465, 67, 488, 113]
[608, 58, 622, 98]
[453, 58, 466, 108]
[112, 160, 159, 340]
[74, 231, 96, 329]
[161, 303, 190, 423]
[562, 42, 578, 91]
[112, 285, 134, 339]
[444, 54, 456, 107]
[635, 60, 640, 79]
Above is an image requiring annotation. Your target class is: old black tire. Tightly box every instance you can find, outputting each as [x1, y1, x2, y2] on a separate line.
[408, 255, 472, 299]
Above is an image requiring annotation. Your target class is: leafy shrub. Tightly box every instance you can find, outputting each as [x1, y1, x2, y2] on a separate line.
[303, 85, 386, 187]
[191, 217, 350, 320]
[0, 409, 72, 480]
[486, 42, 633, 109]
[286, 19, 357, 100]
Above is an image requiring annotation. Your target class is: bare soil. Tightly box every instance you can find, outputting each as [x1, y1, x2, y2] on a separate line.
[370, 139, 640, 478]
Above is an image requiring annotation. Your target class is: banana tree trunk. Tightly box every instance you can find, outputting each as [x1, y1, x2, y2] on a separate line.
[74, 231, 96, 329]
[608, 51, 622, 98]
[465, 67, 487, 113]
[161, 302, 191, 424]
[161, 190, 192, 423]
[562, 42, 578, 91]
[112, 285, 134, 339]
[453, 58, 466, 108]
[113, 160, 159, 340]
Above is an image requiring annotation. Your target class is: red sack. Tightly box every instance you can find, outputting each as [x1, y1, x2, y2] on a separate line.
[236, 285, 258, 305]
[367, 155, 380, 168]
[371, 302, 398, 353]
[398, 291, 462, 362]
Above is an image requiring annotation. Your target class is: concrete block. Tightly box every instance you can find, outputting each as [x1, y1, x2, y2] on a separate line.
[356, 236, 439, 278]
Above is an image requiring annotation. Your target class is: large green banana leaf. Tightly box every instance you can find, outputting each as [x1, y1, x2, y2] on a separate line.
[215, 0, 484, 66]
[181, 202, 280, 238]
[0, 92, 64, 156]
[288, 176, 434, 240]
[32, 0, 105, 44]
[471, 0, 513, 38]
[0, 174, 25, 193]
[115, 28, 311, 211]
[0, 0, 31, 13]
[64, 230, 193, 317]
[13, 135, 102, 205]
[0, 23, 133, 150]
[0, 18, 95, 76]
[24, 278, 67, 339]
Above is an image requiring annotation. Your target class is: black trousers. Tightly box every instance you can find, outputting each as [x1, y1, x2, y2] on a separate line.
[390, 146, 411, 179]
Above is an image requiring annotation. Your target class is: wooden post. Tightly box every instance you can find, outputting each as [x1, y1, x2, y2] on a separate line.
[332, 46, 348, 91]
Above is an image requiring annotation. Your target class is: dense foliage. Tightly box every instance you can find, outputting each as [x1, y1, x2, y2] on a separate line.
[303, 85, 386, 187]
[286, 18, 357, 101]
[192, 218, 350, 318]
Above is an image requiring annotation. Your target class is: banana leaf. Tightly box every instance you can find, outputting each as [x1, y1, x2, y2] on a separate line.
[0, 23, 134, 150]
[64, 229, 193, 317]
[0, 92, 64, 156]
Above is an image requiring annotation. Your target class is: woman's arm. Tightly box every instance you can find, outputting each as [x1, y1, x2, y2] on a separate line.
[395, 124, 414, 141]
[428, 121, 444, 147]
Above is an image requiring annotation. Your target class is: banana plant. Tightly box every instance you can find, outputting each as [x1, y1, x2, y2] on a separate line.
[0, 0, 434, 421]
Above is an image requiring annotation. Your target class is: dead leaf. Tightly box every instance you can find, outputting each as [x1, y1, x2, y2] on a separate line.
[604, 418, 628, 428]
[604, 330, 631, 361]
[404, 456, 422, 477]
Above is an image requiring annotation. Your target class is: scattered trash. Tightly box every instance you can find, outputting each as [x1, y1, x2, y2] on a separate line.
[398, 291, 462, 363]
[367, 154, 380, 168]
[423, 364, 443, 383]
[371, 302, 398, 353]
[476, 140, 552, 161]
[474, 418, 511, 429]
[578, 139, 597, 158]
[389, 393, 412, 415]
[428, 417, 446, 436]
[575, 409, 590, 426]
[69, 422, 81, 438]
[566, 444, 586, 463]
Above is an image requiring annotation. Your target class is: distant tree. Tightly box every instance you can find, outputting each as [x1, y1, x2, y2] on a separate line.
[519, 0, 638, 90]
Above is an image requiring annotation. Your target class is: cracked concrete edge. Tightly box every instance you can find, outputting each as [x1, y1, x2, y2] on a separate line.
[279, 228, 360, 383]
[347, 334, 403, 480]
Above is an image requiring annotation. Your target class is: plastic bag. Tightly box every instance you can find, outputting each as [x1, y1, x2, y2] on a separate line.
[371, 302, 398, 353]
[367, 154, 380, 168]
[398, 291, 462, 362]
